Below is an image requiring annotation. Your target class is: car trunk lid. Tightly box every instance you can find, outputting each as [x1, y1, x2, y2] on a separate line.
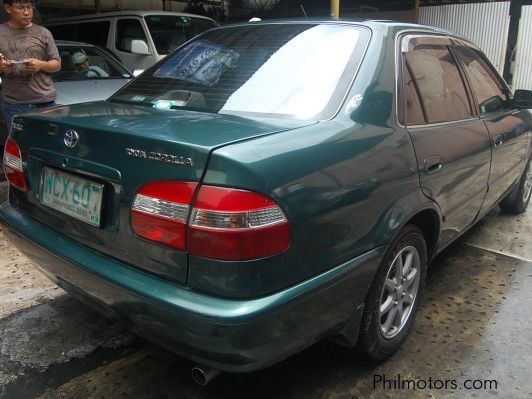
[9, 101, 314, 284]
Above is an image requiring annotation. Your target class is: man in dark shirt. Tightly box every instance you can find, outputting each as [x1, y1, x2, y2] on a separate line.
[0, 0, 61, 137]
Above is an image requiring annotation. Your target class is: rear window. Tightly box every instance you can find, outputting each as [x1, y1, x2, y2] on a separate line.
[111, 24, 370, 120]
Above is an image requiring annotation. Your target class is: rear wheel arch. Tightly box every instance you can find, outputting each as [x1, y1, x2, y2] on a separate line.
[357, 224, 428, 360]
[333, 207, 440, 348]
[499, 154, 532, 214]
[353, 210, 440, 357]
[382, 205, 441, 263]
[407, 209, 440, 261]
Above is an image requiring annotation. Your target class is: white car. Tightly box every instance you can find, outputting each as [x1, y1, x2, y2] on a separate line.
[53, 40, 133, 104]
[0, 40, 133, 142]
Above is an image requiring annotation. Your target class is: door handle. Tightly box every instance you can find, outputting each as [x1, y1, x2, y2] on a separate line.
[492, 134, 504, 148]
[424, 156, 442, 175]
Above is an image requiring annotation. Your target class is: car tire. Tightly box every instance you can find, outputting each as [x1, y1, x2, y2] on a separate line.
[499, 156, 532, 215]
[357, 224, 427, 361]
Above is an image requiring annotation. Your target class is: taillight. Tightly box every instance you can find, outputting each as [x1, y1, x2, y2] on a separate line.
[131, 181, 198, 250]
[187, 186, 290, 261]
[3, 137, 27, 191]
[130, 182, 290, 260]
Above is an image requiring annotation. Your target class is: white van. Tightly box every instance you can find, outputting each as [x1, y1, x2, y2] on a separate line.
[46, 11, 217, 72]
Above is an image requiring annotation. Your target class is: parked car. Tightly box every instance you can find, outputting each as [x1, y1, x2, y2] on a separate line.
[0, 40, 132, 143]
[46, 11, 218, 72]
[53, 40, 133, 104]
[1, 21, 531, 385]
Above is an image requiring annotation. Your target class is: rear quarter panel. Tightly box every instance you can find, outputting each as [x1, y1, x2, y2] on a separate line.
[187, 24, 432, 299]
[191, 120, 425, 298]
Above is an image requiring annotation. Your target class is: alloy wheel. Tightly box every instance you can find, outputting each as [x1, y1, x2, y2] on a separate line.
[523, 160, 532, 203]
[379, 245, 421, 339]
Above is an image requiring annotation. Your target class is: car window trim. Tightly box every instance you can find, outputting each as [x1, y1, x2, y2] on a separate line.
[406, 117, 480, 131]
[400, 34, 452, 52]
[403, 35, 477, 124]
[396, 31, 479, 128]
[395, 30, 448, 127]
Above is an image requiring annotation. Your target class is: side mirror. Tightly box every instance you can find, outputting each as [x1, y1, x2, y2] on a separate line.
[513, 89, 532, 109]
[130, 39, 151, 55]
[480, 96, 504, 114]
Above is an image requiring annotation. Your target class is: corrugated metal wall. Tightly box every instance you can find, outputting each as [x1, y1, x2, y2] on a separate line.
[512, 5, 532, 90]
[419, 1, 510, 74]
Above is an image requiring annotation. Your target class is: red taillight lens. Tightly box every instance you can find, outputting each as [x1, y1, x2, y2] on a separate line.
[130, 182, 291, 260]
[187, 186, 290, 260]
[131, 181, 198, 249]
[3, 137, 27, 191]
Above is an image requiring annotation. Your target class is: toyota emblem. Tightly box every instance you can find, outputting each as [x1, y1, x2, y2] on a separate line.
[64, 129, 80, 148]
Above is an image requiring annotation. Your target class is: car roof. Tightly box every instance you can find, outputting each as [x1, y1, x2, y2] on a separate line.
[46, 10, 216, 24]
[223, 18, 472, 45]
[54, 20, 473, 52]
[230, 18, 446, 31]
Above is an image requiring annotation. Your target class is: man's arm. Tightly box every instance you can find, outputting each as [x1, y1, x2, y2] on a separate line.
[24, 59, 61, 74]
[25, 27, 62, 74]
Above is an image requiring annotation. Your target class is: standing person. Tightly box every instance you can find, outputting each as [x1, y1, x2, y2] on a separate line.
[0, 0, 60, 138]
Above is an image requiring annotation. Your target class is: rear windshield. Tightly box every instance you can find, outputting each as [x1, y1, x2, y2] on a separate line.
[110, 24, 370, 120]
[145, 15, 217, 55]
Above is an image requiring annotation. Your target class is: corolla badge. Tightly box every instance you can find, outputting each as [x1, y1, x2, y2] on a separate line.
[125, 147, 194, 166]
[64, 129, 80, 148]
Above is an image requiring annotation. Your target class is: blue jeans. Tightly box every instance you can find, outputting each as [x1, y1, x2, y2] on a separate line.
[3, 101, 56, 136]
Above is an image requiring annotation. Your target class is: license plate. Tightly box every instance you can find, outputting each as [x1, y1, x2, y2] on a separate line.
[41, 167, 104, 227]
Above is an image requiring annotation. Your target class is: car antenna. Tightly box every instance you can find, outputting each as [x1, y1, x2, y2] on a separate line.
[300, 4, 308, 19]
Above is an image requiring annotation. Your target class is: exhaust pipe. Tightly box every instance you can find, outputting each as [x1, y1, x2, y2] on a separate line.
[191, 365, 221, 386]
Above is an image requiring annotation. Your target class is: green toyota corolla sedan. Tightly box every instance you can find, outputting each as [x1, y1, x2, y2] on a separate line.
[1, 20, 532, 384]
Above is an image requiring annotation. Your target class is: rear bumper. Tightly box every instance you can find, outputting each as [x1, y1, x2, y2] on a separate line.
[0, 202, 384, 372]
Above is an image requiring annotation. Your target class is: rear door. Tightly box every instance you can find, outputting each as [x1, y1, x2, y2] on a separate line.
[452, 44, 529, 214]
[400, 34, 491, 246]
